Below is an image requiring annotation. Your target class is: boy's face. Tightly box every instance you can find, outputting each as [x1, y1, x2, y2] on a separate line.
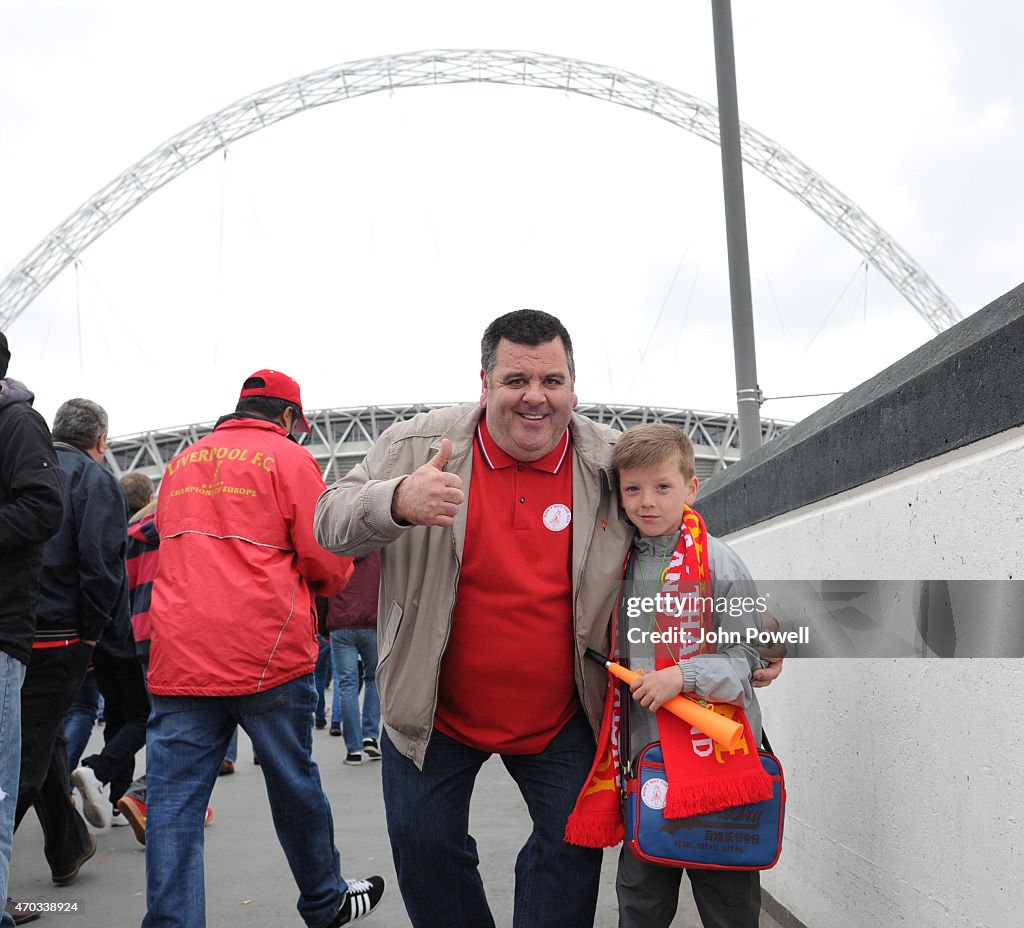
[617, 458, 699, 537]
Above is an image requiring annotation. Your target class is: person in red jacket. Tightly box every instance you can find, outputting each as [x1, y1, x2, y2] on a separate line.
[142, 370, 385, 928]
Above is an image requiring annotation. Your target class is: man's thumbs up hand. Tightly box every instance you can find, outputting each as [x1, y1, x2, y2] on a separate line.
[428, 438, 453, 471]
[391, 438, 465, 527]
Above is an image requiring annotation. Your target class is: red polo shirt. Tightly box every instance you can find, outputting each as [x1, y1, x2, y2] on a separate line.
[434, 418, 577, 754]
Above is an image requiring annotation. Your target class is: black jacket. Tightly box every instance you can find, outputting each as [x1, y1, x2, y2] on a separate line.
[36, 440, 131, 654]
[0, 379, 64, 664]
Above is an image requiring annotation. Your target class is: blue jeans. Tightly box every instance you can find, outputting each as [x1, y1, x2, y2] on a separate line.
[381, 711, 603, 928]
[224, 726, 238, 764]
[329, 629, 380, 753]
[64, 667, 100, 773]
[313, 636, 333, 723]
[142, 674, 347, 928]
[0, 652, 26, 928]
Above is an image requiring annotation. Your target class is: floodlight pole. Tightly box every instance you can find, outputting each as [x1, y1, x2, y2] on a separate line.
[712, 0, 762, 457]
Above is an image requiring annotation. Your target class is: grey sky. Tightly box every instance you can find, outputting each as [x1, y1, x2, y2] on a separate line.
[1, 1, 1020, 435]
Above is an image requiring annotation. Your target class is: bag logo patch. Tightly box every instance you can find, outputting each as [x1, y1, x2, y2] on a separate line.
[640, 777, 668, 810]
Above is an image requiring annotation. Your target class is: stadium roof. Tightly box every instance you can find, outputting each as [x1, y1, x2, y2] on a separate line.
[106, 401, 791, 487]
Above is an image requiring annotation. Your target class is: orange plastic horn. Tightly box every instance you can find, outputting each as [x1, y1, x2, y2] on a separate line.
[587, 650, 743, 750]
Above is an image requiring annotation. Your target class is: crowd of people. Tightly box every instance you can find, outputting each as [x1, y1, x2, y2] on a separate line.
[0, 311, 782, 928]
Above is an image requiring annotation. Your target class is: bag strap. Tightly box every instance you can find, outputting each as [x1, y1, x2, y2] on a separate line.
[760, 728, 773, 754]
[617, 601, 636, 781]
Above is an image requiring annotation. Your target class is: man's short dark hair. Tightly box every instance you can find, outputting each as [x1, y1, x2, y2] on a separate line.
[236, 394, 297, 423]
[120, 472, 154, 514]
[480, 310, 575, 378]
[52, 398, 108, 451]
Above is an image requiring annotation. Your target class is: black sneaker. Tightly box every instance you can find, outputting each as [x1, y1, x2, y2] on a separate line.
[51, 834, 97, 885]
[362, 739, 382, 760]
[327, 876, 385, 925]
[344, 752, 363, 766]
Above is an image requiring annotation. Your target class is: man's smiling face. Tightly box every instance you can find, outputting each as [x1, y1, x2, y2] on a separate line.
[480, 337, 577, 462]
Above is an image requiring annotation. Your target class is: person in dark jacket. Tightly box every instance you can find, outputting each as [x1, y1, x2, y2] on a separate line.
[0, 332, 64, 926]
[14, 397, 128, 885]
[68, 468, 151, 830]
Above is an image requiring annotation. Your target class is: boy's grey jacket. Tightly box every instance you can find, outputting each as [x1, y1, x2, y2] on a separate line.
[621, 532, 764, 763]
[314, 402, 634, 769]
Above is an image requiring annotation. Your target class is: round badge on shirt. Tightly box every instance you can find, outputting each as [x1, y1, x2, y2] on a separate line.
[542, 503, 572, 532]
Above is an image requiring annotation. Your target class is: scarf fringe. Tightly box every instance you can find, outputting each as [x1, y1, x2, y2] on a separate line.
[664, 766, 773, 819]
[564, 810, 624, 849]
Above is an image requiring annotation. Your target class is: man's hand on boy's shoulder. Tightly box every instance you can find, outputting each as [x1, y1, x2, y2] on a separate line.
[752, 657, 784, 688]
[751, 614, 786, 688]
[630, 666, 684, 712]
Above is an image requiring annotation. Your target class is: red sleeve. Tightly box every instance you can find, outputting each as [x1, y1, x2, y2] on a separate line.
[283, 446, 353, 597]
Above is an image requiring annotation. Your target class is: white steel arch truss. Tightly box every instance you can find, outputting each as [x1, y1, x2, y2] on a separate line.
[0, 49, 960, 333]
[104, 402, 790, 486]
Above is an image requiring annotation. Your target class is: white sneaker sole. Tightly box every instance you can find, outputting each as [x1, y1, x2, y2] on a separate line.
[71, 767, 111, 829]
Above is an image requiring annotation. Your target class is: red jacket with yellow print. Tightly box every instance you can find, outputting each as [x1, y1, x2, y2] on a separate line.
[147, 415, 353, 695]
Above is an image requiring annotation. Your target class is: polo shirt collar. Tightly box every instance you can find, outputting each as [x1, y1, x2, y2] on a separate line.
[476, 417, 571, 474]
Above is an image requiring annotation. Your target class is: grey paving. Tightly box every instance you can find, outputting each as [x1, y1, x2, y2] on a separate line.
[9, 723, 783, 927]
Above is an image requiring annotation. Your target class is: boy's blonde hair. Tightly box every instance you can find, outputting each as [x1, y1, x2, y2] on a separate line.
[612, 423, 696, 480]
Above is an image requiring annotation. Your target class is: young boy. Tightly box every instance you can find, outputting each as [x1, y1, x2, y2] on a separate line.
[571, 423, 770, 928]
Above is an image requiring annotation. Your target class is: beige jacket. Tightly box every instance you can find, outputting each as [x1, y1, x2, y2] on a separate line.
[314, 402, 633, 768]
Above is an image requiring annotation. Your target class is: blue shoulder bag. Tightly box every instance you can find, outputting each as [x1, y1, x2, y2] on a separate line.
[623, 734, 785, 870]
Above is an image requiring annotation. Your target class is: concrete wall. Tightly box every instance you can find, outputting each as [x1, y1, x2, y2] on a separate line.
[695, 284, 1024, 927]
[732, 425, 1024, 660]
[697, 283, 1023, 538]
[751, 658, 1022, 928]
[725, 424, 1022, 581]
[724, 426, 1024, 928]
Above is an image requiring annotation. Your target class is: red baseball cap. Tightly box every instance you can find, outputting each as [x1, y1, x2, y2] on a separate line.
[238, 369, 311, 433]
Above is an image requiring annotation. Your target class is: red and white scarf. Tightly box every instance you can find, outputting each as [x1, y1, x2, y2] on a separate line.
[565, 506, 772, 848]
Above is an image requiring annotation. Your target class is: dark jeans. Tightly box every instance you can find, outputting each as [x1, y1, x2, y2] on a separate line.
[83, 648, 150, 803]
[15, 642, 93, 878]
[616, 845, 761, 928]
[64, 667, 100, 773]
[381, 711, 603, 928]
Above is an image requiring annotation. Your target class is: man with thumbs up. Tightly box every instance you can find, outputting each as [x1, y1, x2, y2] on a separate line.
[315, 310, 634, 928]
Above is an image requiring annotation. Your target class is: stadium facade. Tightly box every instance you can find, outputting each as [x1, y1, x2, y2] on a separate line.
[106, 402, 790, 488]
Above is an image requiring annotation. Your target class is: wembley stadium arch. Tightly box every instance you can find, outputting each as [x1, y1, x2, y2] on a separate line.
[1, 49, 959, 333]
[105, 402, 790, 488]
